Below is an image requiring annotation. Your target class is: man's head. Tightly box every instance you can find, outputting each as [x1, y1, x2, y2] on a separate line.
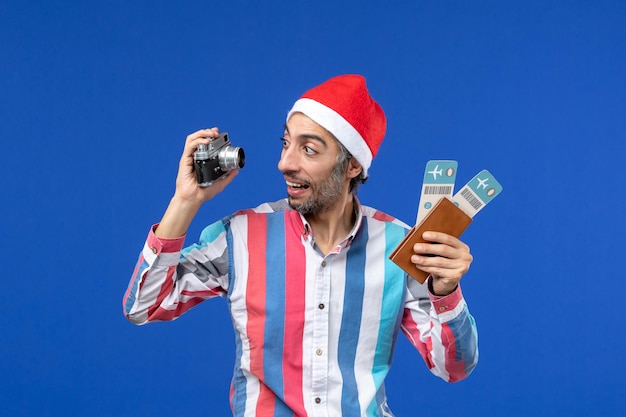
[279, 75, 386, 214]
[286, 74, 386, 179]
[279, 113, 363, 215]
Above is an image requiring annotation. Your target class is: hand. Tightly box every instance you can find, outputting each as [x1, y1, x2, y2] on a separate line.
[173, 128, 239, 205]
[411, 231, 473, 296]
[154, 128, 239, 239]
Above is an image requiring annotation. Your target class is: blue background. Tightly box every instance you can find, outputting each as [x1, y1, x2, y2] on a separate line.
[1, 1, 625, 416]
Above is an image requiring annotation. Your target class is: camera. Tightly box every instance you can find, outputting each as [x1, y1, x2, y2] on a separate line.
[193, 132, 245, 187]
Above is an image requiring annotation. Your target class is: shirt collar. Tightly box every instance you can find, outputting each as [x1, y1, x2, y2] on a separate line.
[292, 196, 363, 250]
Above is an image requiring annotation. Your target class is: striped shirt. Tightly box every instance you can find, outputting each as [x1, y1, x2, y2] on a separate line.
[123, 199, 478, 416]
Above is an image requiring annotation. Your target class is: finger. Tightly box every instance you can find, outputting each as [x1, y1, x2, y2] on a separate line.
[183, 128, 219, 152]
[412, 261, 467, 282]
[180, 129, 220, 168]
[413, 242, 449, 258]
[199, 170, 239, 197]
[422, 231, 469, 250]
[414, 244, 472, 266]
[187, 127, 219, 141]
[412, 252, 459, 268]
[412, 248, 471, 270]
[431, 268, 466, 283]
[214, 169, 239, 188]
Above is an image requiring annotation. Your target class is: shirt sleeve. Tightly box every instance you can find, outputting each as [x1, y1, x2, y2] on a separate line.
[122, 220, 230, 325]
[400, 276, 479, 382]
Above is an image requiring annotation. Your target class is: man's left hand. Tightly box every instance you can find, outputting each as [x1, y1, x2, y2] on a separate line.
[411, 231, 473, 296]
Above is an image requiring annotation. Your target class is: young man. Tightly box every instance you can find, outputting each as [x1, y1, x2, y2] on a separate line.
[123, 74, 478, 416]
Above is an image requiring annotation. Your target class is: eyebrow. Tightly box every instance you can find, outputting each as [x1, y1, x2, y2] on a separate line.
[283, 124, 328, 148]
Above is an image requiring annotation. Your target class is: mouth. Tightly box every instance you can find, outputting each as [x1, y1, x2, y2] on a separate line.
[286, 180, 310, 190]
[285, 178, 311, 198]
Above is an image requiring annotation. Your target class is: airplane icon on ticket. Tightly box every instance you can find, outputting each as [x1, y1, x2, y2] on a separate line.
[428, 165, 443, 180]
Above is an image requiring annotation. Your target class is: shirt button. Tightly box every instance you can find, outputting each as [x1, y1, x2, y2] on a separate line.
[151, 247, 157, 254]
[315, 397, 321, 404]
[321, 261, 327, 267]
[439, 306, 447, 312]
[316, 349, 323, 356]
[318, 303, 325, 310]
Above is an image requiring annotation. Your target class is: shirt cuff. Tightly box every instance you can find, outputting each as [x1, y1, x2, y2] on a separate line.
[428, 277, 464, 315]
[146, 223, 186, 255]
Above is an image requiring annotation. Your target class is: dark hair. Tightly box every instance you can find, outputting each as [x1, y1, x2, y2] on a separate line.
[335, 140, 368, 194]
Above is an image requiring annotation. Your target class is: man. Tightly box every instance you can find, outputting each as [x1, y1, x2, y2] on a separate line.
[123, 74, 478, 416]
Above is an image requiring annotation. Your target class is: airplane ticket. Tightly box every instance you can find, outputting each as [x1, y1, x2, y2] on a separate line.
[452, 169, 503, 218]
[415, 160, 458, 224]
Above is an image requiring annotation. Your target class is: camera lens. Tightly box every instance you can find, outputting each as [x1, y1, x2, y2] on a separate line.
[218, 146, 246, 171]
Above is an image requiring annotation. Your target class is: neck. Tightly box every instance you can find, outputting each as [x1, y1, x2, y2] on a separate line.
[305, 192, 356, 255]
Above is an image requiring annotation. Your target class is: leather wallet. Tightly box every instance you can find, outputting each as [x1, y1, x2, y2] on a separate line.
[389, 197, 472, 283]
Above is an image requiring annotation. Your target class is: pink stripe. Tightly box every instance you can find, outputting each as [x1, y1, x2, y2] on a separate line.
[181, 289, 222, 297]
[282, 211, 307, 415]
[229, 381, 235, 413]
[245, 215, 275, 412]
[401, 309, 434, 369]
[427, 323, 435, 369]
[373, 210, 395, 223]
[150, 298, 205, 321]
[147, 264, 177, 319]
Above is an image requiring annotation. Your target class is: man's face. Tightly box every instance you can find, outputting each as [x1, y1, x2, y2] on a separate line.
[278, 113, 349, 215]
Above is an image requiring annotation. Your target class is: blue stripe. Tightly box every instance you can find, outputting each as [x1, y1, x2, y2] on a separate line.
[225, 223, 247, 416]
[263, 212, 288, 415]
[224, 219, 235, 297]
[181, 220, 226, 256]
[124, 257, 149, 314]
[272, 397, 294, 417]
[446, 305, 479, 375]
[231, 327, 247, 417]
[367, 221, 406, 415]
[339, 219, 368, 417]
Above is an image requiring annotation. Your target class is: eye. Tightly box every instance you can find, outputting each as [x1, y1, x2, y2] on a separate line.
[304, 146, 317, 155]
[280, 137, 289, 148]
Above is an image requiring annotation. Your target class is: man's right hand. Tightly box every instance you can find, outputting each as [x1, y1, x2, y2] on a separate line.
[174, 128, 239, 204]
[155, 128, 239, 239]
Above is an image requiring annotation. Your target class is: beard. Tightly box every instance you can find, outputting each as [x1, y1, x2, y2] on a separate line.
[287, 162, 347, 215]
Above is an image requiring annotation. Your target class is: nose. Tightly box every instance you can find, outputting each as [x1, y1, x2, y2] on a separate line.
[278, 145, 298, 173]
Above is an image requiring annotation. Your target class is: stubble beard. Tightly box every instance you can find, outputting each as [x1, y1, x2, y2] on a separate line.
[287, 162, 347, 215]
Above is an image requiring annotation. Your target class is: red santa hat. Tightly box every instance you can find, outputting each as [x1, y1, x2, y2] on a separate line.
[286, 74, 386, 177]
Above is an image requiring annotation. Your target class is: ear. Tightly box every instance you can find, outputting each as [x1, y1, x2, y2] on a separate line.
[346, 158, 363, 180]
